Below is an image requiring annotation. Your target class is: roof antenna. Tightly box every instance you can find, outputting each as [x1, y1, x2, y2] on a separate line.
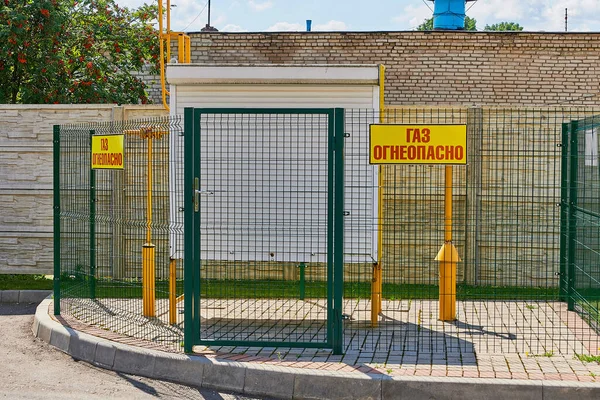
[565, 8, 568, 32]
[201, 0, 218, 32]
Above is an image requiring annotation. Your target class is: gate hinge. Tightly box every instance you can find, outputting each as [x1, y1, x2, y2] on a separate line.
[557, 143, 566, 148]
[344, 133, 350, 138]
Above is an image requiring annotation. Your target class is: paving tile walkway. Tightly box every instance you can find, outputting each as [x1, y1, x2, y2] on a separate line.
[54, 298, 600, 383]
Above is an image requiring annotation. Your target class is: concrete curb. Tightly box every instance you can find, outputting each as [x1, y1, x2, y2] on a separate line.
[33, 298, 600, 400]
[0, 290, 52, 304]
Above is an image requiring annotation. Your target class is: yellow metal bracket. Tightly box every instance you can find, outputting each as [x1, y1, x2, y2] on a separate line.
[158, 0, 192, 112]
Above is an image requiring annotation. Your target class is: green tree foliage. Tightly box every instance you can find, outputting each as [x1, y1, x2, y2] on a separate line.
[416, 18, 433, 31]
[464, 16, 476, 31]
[484, 22, 524, 31]
[416, 16, 477, 31]
[0, 0, 159, 104]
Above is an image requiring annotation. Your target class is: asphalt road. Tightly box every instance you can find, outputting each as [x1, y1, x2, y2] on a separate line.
[0, 302, 267, 400]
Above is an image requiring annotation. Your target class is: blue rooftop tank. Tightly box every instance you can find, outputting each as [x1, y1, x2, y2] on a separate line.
[428, 0, 477, 30]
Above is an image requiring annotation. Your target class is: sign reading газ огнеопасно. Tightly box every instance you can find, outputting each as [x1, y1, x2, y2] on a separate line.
[369, 124, 467, 164]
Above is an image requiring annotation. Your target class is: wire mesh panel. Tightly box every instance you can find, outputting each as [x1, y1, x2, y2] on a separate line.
[56, 116, 185, 352]
[187, 109, 342, 348]
[54, 107, 600, 356]
[343, 108, 600, 357]
[565, 116, 600, 338]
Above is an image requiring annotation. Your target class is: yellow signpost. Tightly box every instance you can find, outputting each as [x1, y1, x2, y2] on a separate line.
[91, 135, 124, 169]
[370, 124, 466, 321]
[122, 127, 168, 318]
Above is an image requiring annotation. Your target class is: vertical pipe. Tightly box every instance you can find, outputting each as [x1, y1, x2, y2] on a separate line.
[142, 135, 155, 317]
[372, 64, 386, 327]
[371, 264, 380, 328]
[178, 34, 185, 63]
[445, 166, 453, 243]
[377, 66, 385, 314]
[166, 0, 171, 62]
[89, 130, 97, 300]
[146, 137, 153, 244]
[169, 259, 177, 324]
[207, 0, 211, 27]
[158, 0, 169, 111]
[567, 121, 579, 311]
[53, 125, 61, 315]
[185, 36, 191, 63]
[438, 165, 457, 321]
[142, 244, 156, 316]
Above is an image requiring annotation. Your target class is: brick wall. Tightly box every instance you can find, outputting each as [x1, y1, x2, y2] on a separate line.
[173, 31, 600, 107]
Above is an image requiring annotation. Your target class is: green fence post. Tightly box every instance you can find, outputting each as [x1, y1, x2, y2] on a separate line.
[183, 108, 195, 353]
[193, 109, 201, 345]
[89, 130, 96, 299]
[53, 125, 61, 315]
[299, 263, 306, 300]
[327, 109, 335, 349]
[559, 123, 569, 302]
[332, 108, 345, 355]
[567, 120, 579, 311]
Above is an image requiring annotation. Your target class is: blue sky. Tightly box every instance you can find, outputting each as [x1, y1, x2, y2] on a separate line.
[121, 0, 600, 33]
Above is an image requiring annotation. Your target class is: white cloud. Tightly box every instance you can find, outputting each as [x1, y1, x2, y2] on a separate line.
[393, 4, 433, 30]
[467, 0, 526, 23]
[222, 24, 247, 32]
[266, 22, 304, 32]
[533, 0, 600, 32]
[249, 0, 273, 11]
[161, 0, 210, 31]
[214, 15, 227, 26]
[313, 20, 348, 31]
[458, 0, 600, 32]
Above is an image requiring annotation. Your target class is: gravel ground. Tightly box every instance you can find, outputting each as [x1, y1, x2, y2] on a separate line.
[0, 302, 268, 400]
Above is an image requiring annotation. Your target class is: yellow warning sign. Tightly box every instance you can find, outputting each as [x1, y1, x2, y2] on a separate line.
[369, 124, 467, 164]
[91, 135, 124, 169]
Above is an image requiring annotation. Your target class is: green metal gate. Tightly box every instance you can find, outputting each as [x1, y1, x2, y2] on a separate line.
[183, 108, 346, 353]
[561, 116, 600, 327]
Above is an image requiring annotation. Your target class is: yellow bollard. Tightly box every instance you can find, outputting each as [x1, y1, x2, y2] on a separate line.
[436, 165, 460, 321]
[435, 243, 460, 321]
[142, 243, 156, 317]
[377, 265, 383, 316]
[169, 259, 177, 325]
[371, 263, 382, 327]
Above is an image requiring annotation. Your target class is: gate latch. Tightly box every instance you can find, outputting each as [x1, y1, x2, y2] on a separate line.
[193, 178, 200, 212]
[193, 178, 215, 212]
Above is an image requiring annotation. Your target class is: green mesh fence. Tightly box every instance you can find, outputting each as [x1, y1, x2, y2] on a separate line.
[563, 116, 600, 335]
[342, 108, 600, 356]
[54, 108, 600, 356]
[55, 116, 185, 352]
